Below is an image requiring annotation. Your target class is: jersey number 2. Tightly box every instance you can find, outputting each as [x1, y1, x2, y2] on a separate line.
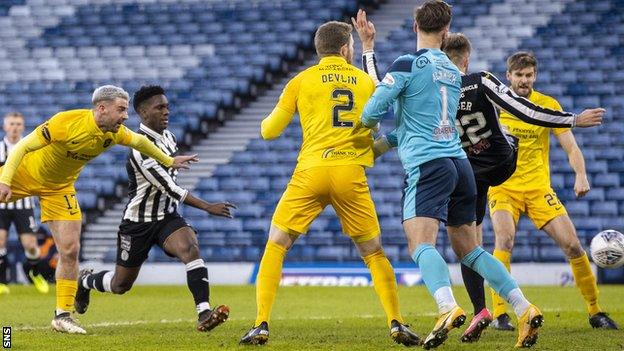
[332, 89, 354, 128]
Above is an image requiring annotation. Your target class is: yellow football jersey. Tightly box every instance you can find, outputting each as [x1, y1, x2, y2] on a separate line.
[497, 89, 569, 188]
[276, 56, 376, 171]
[24, 109, 132, 187]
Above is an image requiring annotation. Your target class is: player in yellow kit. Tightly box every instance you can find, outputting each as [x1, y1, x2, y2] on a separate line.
[239, 21, 421, 346]
[0, 85, 197, 334]
[488, 52, 619, 330]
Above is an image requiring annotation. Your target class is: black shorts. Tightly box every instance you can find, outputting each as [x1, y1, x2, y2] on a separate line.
[473, 148, 519, 225]
[116, 212, 195, 267]
[0, 209, 38, 235]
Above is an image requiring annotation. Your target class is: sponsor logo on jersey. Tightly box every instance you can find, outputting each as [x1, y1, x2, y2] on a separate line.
[381, 73, 395, 86]
[461, 84, 478, 92]
[416, 56, 430, 69]
[66, 151, 96, 161]
[467, 139, 491, 155]
[41, 123, 51, 142]
[322, 148, 357, 160]
[433, 125, 456, 141]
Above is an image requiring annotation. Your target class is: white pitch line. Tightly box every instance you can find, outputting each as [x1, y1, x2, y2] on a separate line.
[11, 308, 586, 332]
[13, 314, 390, 331]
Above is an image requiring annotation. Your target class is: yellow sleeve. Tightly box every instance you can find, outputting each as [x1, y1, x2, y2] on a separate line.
[260, 74, 301, 140]
[260, 106, 295, 140]
[548, 98, 570, 136]
[122, 131, 174, 167]
[0, 131, 48, 185]
[275, 74, 302, 114]
[114, 124, 133, 145]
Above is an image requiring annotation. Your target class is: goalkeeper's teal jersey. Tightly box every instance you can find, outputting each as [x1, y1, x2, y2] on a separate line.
[361, 49, 465, 170]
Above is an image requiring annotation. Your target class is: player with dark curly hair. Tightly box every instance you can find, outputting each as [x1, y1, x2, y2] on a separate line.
[75, 85, 236, 333]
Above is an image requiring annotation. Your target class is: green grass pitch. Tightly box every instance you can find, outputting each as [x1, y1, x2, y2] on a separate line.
[1, 285, 623, 350]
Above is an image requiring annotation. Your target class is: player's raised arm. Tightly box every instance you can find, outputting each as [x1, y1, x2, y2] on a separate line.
[128, 148, 189, 201]
[480, 71, 604, 128]
[352, 10, 381, 84]
[120, 128, 198, 170]
[361, 57, 411, 128]
[260, 74, 301, 140]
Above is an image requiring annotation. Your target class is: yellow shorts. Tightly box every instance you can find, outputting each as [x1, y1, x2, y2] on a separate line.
[2, 165, 81, 222]
[488, 185, 567, 229]
[272, 165, 380, 243]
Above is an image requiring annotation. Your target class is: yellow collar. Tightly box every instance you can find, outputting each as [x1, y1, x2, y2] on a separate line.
[319, 56, 348, 65]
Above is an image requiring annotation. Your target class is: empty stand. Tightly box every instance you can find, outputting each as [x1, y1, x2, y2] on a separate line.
[0, 0, 621, 265]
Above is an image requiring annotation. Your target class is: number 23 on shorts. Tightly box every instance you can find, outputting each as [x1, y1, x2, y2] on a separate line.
[543, 192, 561, 207]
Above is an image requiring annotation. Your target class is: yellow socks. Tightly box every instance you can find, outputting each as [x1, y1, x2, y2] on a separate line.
[569, 252, 601, 315]
[56, 279, 77, 313]
[363, 250, 403, 326]
[490, 249, 511, 318]
[255, 241, 287, 326]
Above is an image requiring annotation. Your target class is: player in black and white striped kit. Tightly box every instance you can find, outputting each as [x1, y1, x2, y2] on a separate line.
[75, 85, 236, 332]
[352, 10, 604, 343]
[0, 112, 49, 295]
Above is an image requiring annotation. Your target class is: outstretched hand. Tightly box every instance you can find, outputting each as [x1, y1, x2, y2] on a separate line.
[575, 108, 605, 128]
[351, 9, 376, 51]
[205, 202, 237, 218]
[171, 154, 199, 170]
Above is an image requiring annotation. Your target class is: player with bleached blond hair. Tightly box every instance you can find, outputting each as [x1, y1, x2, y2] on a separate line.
[0, 85, 198, 334]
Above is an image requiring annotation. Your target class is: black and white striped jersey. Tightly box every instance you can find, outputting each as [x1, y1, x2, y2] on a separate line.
[362, 51, 578, 174]
[0, 137, 34, 210]
[122, 124, 187, 222]
[455, 71, 577, 173]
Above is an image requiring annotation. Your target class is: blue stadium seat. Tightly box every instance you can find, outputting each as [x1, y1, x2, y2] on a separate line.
[591, 202, 619, 216]
[4, 0, 623, 264]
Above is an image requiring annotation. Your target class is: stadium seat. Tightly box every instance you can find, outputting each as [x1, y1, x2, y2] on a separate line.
[2, 0, 621, 265]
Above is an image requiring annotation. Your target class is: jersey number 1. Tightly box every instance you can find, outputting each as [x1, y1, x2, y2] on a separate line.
[63, 194, 78, 210]
[332, 89, 354, 128]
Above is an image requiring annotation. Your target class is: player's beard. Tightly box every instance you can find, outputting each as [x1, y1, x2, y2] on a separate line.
[514, 84, 531, 97]
[112, 120, 123, 132]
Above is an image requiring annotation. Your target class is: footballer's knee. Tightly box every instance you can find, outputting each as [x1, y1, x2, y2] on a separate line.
[58, 241, 80, 263]
[494, 232, 515, 252]
[178, 242, 201, 263]
[111, 277, 134, 295]
[562, 239, 585, 259]
[354, 236, 382, 257]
